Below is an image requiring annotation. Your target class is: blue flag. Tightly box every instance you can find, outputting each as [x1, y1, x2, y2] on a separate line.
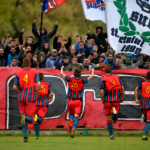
[41, 0, 48, 12]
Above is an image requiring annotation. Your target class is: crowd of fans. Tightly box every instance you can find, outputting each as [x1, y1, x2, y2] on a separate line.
[0, 20, 150, 71]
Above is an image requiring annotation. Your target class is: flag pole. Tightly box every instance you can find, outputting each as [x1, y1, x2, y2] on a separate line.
[38, 5, 44, 67]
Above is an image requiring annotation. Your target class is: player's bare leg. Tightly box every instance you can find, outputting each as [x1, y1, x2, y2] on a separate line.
[106, 115, 114, 139]
[71, 113, 79, 138]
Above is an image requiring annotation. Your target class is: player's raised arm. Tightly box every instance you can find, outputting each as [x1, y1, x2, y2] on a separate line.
[60, 66, 66, 79]
[88, 68, 94, 81]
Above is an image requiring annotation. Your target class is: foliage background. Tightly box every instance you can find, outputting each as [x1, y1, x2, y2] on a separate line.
[0, 0, 106, 47]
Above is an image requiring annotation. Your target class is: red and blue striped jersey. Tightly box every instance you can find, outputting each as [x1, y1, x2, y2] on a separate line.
[100, 75, 123, 103]
[65, 76, 88, 101]
[14, 68, 39, 102]
[36, 82, 52, 107]
[137, 81, 150, 110]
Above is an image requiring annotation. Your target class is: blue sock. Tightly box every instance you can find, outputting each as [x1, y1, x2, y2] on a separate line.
[34, 124, 40, 138]
[22, 121, 28, 138]
[73, 117, 79, 129]
[144, 122, 150, 136]
[37, 117, 42, 123]
[112, 114, 117, 121]
[107, 122, 113, 136]
[25, 116, 33, 123]
[69, 115, 74, 121]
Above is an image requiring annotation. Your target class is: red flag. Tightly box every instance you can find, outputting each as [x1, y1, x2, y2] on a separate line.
[44, 0, 68, 14]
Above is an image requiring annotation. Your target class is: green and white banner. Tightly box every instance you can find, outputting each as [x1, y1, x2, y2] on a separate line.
[105, 0, 150, 55]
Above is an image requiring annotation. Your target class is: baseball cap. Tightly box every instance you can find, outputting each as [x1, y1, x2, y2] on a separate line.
[52, 49, 57, 53]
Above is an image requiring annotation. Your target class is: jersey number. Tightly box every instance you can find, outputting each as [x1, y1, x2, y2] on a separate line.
[23, 74, 28, 84]
[39, 85, 46, 93]
[111, 79, 115, 86]
[146, 86, 150, 93]
[71, 81, 78, 88]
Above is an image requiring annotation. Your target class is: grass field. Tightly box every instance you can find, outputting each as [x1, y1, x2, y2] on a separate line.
[0, 136, 150, 150]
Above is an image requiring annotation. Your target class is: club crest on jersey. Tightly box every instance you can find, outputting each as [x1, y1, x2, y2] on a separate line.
[85, 0, 105, 11]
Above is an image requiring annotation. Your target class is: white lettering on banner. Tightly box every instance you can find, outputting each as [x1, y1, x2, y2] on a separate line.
[48, 0, 57, 9]
[81, 0, 106, 22]
[105, 0, 150, 55]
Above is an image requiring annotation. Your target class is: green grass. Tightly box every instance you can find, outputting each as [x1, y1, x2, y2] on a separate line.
[0, 136, 150, 150]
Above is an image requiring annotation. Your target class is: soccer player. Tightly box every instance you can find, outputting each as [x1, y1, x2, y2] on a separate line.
[134, 71, 150, 140]
[100, 64, 125, 139]
[60, 66, 94, 138]
[34, 72, 53, 140]
[13, 57, 41, 142]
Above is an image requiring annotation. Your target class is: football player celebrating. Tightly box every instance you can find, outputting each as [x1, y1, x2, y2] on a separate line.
[13, 57, 41, 142]
[34, 72, 53, 140]
[61, 66, 94, 138]
[134, 71, 150, 140]
[100, 64, 125, 139]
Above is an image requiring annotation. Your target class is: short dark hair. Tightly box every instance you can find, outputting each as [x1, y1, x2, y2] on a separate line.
[89, 53, 94, 56]
[147, 71, 150, 80]
[38, 72, 44, 81]
[23, 57, 31, 68]
[80, 41, 84, 44]
[108, 53, 114, 57]
[116, 55, 121, 59]
[59, 35, 63, 38]
[105, 64, 112, 74]
[74, 69, 82, 78]
[10, 40, 15, 43]
[100, 56, 105, 59]
[33, 53, 37, 57]
[72, 57, 77, 61]
[28, 36, 33, 39]
[11, 57, 17, 61]
[76, 35, 80, 38]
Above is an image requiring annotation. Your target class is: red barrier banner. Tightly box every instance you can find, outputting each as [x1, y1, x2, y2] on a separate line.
[0, 68, 148, 130]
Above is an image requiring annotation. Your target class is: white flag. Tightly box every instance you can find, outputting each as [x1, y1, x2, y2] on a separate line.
[81, 0, 106, 23]
[105, 0, 150, 55]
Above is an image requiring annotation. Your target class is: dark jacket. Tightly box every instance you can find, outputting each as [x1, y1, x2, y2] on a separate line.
[18, 50, 37, 68]
[32, 23, 58, 51]
[19, 32, 40, 54]
[0, 55, 7, 66]
[87, 26, 106, 54]
[54, 56, 70, 70]
[53, 37, 72, 52]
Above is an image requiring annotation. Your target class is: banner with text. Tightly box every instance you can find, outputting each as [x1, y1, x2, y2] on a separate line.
[0, 68, 148, 130]
[105, 0, 150, 55]
[81, 0, 106, 22]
